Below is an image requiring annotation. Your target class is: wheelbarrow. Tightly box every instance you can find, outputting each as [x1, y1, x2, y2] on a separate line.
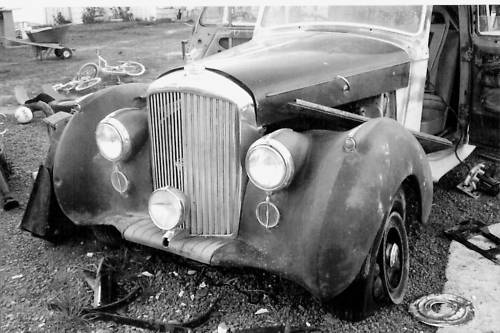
[4, 24, 75, 60]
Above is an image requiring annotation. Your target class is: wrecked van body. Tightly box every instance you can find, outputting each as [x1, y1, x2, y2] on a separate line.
[21, 5, 500, 320]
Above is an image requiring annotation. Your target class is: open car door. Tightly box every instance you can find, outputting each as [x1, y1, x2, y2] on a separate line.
[187, 6, 257, 60]
[469, 5, 500, 148]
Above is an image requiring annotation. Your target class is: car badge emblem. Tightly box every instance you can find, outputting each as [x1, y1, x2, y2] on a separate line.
[174, 158, 184, 170]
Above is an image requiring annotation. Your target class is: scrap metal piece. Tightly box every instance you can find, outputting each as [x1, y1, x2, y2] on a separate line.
[82, 257, 115, 307]
[409, 294, 474, 327]
[445, 220, 500, 265]
[456, 163, 485, 198]
[83, 297, 219, 332]
[235, 326, 321, 333]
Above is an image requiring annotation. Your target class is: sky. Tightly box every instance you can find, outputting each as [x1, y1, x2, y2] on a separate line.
[2, 0, 490, 24]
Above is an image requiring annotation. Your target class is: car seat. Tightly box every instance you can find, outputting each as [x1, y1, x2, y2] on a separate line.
[422, 6, 459, 135]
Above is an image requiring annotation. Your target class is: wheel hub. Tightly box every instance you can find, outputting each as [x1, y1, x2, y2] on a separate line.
[388, 243, 399, 268]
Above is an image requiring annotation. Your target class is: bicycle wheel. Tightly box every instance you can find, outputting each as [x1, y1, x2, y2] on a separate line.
[77, 63, 99, 80]
[122, 61, 145, 76]
[75, 77, 102, 92]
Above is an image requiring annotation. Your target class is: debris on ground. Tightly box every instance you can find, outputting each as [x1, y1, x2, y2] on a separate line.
[234, 324, 321, 332]
[82, 297, 219, 332]
[456, 163, 500, 198]
[445, 220, 500, 265]
[82, 257, 116, 307]
[50, 255, 220, 332]
[138, 271, 154, 278]
[254, 308, 269, 315]
[409, 293, 474, 327]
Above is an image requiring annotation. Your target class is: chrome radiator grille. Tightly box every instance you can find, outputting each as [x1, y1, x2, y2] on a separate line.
[148, 91, 241, 236]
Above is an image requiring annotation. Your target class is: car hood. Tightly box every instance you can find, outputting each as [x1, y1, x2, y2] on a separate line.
[197, 30, 410, 125]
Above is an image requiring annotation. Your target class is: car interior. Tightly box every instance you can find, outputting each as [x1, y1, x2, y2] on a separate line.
[422, 6, 460, 136]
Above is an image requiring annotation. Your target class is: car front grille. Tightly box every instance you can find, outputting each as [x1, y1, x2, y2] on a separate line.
[148, 91, 241, 236]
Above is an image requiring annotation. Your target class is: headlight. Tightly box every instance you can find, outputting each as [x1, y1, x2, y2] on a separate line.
[96, 118, 130, 162]
[246, 143, 293, 192]
[245, 129, 309, 192]
[148, 187, 189, 230]
[95, 108, 147, 162]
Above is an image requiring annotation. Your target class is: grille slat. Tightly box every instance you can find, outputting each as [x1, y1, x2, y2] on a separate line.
[148, 92, 241, 236]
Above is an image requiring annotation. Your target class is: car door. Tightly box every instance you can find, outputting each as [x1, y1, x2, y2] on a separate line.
[187, 6, 257, 60]
[469, 5, 500, 148]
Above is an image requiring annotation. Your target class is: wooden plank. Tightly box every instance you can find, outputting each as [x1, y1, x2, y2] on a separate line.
[288, 99, 453, 154]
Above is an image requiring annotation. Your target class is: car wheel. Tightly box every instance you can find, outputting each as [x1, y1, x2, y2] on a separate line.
[379, 206, 409, 304]
[331, 187, 408, 321]
[91, 225, 122, 247]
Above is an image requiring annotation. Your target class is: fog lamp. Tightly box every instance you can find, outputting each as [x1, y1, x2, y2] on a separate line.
[148, 187, 188, 230]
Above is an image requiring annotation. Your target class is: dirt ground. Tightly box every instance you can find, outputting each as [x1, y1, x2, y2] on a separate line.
[0, 21, 189, 101]
[0, 21, 499, 333]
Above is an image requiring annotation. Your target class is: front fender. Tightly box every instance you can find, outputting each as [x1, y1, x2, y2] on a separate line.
[52, 83, 151, 224]
[228, 118, 432, 300]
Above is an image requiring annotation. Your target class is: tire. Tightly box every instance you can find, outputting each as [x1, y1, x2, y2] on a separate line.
[91, 225, 122, 247]
[122, 61, 145, 76]
[379, 209, 409, 304]
[54, 49, 63, 58]
[75, 77, 102, 91]
[331, 187, 409, 321]
[59, 48, 72, 60]
[77, 63, 99, 80]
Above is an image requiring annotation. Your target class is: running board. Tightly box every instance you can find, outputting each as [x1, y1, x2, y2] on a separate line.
[288, 99, 453, 154]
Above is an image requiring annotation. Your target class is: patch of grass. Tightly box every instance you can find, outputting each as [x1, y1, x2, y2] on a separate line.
[0, 21, 190, 99]
[46, 273, 93, 332]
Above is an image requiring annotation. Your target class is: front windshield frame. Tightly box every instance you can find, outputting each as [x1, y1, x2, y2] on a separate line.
[258, 6, 427, 37]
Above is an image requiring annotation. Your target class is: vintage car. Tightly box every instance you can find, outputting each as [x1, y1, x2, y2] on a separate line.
[21, 5, 499, 320]
[184, 6, 258, 61]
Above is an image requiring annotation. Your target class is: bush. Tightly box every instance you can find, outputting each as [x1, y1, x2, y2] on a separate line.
[111, 7, 134, 22]
[54, 12, 71, 25]
[82, 7, 105, 24]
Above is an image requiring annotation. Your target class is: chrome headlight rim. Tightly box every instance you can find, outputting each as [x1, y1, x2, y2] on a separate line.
[96, 117, 131, 162]
[148, 186, 188, 231]
[245, 138, 295, 192]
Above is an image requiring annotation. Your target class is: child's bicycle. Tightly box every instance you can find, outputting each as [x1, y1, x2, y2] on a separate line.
[77, 50, 146, 82]
[52, 76, 102, 94]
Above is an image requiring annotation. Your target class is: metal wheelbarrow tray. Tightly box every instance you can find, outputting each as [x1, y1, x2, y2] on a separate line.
[4, 24, 75, 60]
[26, 24, 71, 44]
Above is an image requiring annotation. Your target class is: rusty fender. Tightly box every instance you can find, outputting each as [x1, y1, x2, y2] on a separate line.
[214, 118, 433, 301]
[33, 84, 149, 226]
